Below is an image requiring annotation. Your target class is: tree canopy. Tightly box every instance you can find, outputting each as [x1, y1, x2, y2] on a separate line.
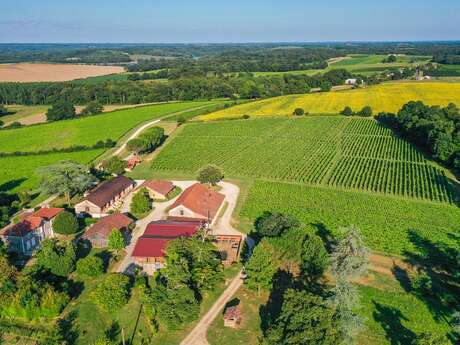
[101, 156, 127, 175]
[91, 273, 131, 311]
[37, 160, 96, 204]
[52, 211, 79, 235]
[46, 101, 76, 122]
[36, 239, 76, 277]
[197, 165, 224, 186]
[254, 211, 300, 238]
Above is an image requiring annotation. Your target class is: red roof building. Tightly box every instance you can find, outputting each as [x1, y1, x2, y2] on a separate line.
[126, 156, 142, 171]
[33, 207, 64, 220]
[83, 213, 134, 248]
[141, 180, 176, 200]
[131, 220, 202, 274]
[224, 304, 242, 328]
[168, 183, 225, 225]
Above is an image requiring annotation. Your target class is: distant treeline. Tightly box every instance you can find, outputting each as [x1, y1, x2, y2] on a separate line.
[126, 48, 337, 73]
[0, 69, 353, 105]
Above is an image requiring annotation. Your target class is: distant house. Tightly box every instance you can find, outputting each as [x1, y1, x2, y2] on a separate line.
[125, 156, 142, 172]
[82, 213, 134, 248]
[132, 220, 202, 274]
[168, 183, 225, 225]
[0, 208, 64, 255]
[345, 78, 358, 85]
[75, 176, 135, 218]
[224, 304, 242, 328]
[213, 234, 242, 265]
[141, 180, 176, 200]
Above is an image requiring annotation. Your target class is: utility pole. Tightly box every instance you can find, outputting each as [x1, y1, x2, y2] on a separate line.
[121, 327, 126, 345]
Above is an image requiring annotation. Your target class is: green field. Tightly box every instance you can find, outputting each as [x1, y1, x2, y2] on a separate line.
[152, 117, 454, 205]
[201, 82, 460, 119]
[0, 101, 218, 193]
[0, 104, 49, 124]
[253, 54, 431, 77]
[0, 101, 214, 154]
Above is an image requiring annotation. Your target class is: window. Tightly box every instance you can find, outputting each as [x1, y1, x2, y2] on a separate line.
[180, 209, 185, 216]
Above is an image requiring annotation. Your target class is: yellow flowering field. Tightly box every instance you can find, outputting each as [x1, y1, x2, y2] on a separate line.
[200, 82, 460, 120]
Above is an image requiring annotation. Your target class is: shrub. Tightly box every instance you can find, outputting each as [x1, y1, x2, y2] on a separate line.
[76, 256, 104, 277]
[340, 106, 354, 116]
[101, 156, 127, 175]
[358, 106, 373, 117]
[46, 101, 76, 122]
[36, 239, 76, 277]
[108, 229, 126, 252]
[197, 165, 224, 186]
[91, 274, 131, 311]
[81, 101, 104, 115]
[293, 108, 305, 116]
[130, 188, 151, 216]
[177, 115, 187, 126]
[53, 211, 79, 235]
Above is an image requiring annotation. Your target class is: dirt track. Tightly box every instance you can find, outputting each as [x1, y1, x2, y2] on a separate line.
[0, 63, 124, 82]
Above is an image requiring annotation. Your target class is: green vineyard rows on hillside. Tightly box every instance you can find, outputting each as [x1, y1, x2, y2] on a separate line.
[151, 117, 455, 204]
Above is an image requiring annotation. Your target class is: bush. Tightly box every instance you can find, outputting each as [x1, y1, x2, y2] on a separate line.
[130, 188, 151, 216]
[108, 229, 126, 251]
[340, 106, 354, 116]
[293, 108, 305, 116]
[197, 165, 224, 185]
[36, 239, 76, 277]
[91, 273, 131, 311]
[46, 101, 76, 122]
[81, 101, 104, 115]
[76, 256, 104, 277]
[53, 211, 79, 235]
[101, 156, 127, 175]
[358, 106, 373, 117]
[177, 115, 187, 126]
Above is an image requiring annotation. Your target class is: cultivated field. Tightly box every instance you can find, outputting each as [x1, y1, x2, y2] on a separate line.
[152, 117, 454, 204]
[201, 82, 460, 120]
[0, 101, 218, 192]
[0, 63, 125, 82]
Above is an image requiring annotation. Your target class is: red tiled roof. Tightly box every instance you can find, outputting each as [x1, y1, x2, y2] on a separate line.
[127, 157, 141, 170]
[170, 183, 225, 220]
[144, 220, 201, 238]
[132, 237, 169, 258]
[84, 213, 133, 239]
[131, 221, 201, 258]
[224, 305, 242, 320]
[0, 216, 43, 237]
[85, 176, 134, 208]
[142, 180, 175, 197]
[33, 208, 64, 220]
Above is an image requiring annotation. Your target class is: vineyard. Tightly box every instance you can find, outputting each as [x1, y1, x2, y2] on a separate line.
[152, 116, 455, 204]
[199, 82, 460, 120]
[240, 180, 460, 255]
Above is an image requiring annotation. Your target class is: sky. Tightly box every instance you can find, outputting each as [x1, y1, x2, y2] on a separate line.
[0, 0, 459, 43]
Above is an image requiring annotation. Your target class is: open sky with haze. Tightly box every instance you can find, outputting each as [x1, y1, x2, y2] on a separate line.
[1, 0, 459, 43]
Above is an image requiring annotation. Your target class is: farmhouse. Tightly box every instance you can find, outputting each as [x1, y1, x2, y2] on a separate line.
[168, 183, 225, 225]
[141, 180, 176, 200]
[83, 213, 134, 248]
[131, 220, 202, 274]
[75, 175, 135, 218]
[0, 208, 64, 255]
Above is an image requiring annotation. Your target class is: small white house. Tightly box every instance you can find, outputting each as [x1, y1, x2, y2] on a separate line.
[345, 78, 358, 85]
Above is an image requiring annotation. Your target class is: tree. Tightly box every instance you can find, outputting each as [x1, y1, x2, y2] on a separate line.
[245, 240, 276, 294]
[265, 289, 339, 345]
[412, 332, 450, 345]
[320, 82, 332, 92]
[139, 126, 165, 152]
[330, 226, 369, 281]
[0, 256, 17, 295]
[126, 138, 148, 155]
[358, 106, 373, 117]
[0, 119, 3, 128]
[37, 160, 96, 205]
[293, 108, 305, 116]
[254, 211, 300, 238]
[177, 115, 187, 126]
[108, 229, 125, 252]
[76, 256, 104, 277]
[36, 239, 76, 277]
[91, 273, 130, 311]
[300, 233, 329, 283]
[101, 156, 127, 175]
[18, 190, 31, 206]
[130, 188, 151, 216]
[46, 101, 76, 121]
[197, 165, 224, 186]
[340, 106, 354, 116]
[52, 211, 79, 235]
[0, 104, 7, 115]
[81, 101, 104, 115]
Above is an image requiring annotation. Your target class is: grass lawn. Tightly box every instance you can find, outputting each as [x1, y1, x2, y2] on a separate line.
[0, 149, 105, 193]
[0, 104, 49, 124]
[0, 101, 214, 154]
[200, 82, 460, 119]
[207, 285, 267, 345]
